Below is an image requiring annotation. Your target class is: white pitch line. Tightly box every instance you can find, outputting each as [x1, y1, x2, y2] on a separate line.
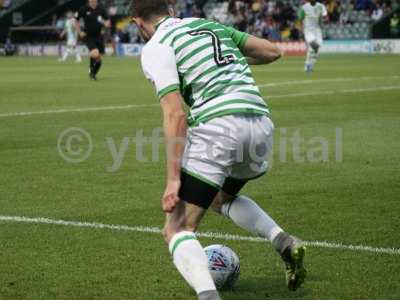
[0, 103, 158, 118]
[1, 85, 399, 119]
[259, 75, 400, 88]
[267, 85, 400, 100]
[0, 215, 399, 256]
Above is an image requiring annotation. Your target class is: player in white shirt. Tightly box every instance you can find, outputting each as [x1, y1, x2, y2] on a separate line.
[59, 11, 82, 63]
[132, 1, 307, 299]
[299, 0, 328, 72]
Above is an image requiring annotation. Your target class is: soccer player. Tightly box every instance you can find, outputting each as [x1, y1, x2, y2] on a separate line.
[75, 0, 110, 80]
[299, 0, 328, 72]
[59, 11, 82, 63]
[132, 1, 307, 299]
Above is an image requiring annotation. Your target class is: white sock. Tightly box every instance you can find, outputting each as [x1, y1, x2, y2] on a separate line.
[222, 195, 283, 242]
[169, 231, 217, 295]
[61, 49, 69, 61]
[310, 48, 318, 66]
[63, 47, 74, 60]
[74, 48, 82, 62]
[306, 47, 312, 66]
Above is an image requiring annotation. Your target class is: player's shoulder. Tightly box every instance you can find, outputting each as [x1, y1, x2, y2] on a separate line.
[141, 39, 174, 67]
[316, 2, 327, 14]
[143, 17, 213, 60]
[154, 17, 210, 44]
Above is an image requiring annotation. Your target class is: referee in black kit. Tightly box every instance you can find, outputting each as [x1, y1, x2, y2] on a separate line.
[75, 0, 110, 80]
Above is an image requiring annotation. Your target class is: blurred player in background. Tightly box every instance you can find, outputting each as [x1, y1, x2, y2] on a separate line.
[59, 11, 82, 63]
[299, 0, 328, 72]
[75, 0, 110, 80]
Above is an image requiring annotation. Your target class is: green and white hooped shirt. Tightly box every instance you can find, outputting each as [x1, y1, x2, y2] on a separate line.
[141, 17, 270, 126]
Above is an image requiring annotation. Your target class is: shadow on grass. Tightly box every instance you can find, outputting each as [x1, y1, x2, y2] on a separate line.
[220, 275, 312, 300]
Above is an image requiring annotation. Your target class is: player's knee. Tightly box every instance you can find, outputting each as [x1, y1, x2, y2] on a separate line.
[90, 50, 100, 59]
[310, 42, 319, 51]
[211, 196, 224, 214]
[211, 191, 235, 214]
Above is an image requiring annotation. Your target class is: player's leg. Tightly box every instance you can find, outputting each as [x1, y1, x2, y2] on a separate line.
[167, 115, 236, 299]
[211, 115, 306, 290]
[163, 172, 221, 300]
[305, 43, 312, 72]
[211, 185, 283, 249]
[308, 41, 320, 69]
[309, 31, 323, 70]
[73, 44, 82, 63]
[212, 190, 306, 291]
[91, 37, 105, 77]
[85, 37, 99, 79]
[89, 49, 101, 80]
[304, 32, 318, 72]
[60, 45, 70, 62]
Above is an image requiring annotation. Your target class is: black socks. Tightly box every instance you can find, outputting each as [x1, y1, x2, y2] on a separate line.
[90, 58, 102, 76]
[90, 57, 95, 74]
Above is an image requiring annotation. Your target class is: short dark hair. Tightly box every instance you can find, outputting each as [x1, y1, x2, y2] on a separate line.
[131, 0, 170, 21]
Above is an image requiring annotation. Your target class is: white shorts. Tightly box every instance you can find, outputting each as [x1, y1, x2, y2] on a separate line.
[182, 114, 274, 188]
[67, 38, 77, 47]
[304, 30, 323, 47]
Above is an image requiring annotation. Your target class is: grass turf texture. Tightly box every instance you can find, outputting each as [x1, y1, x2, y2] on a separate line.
[0, 55, 399, 299]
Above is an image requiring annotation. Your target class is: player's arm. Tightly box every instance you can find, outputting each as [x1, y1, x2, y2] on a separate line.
[160, 92, 187, 213]
[141, 44, 184, 213]
[59, 29, 66, 39]
[101, 8, 111, 28]
[298, 8, 305, 32]
[241, 35, 282, 65]
[298, 8, 305, 22]
[320, 5, 329, 26]
[74, 9, 85, 38]
[226, 26, 281, 65]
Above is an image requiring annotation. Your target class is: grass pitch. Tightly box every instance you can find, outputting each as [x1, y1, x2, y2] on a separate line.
[0, 54, 399, 299]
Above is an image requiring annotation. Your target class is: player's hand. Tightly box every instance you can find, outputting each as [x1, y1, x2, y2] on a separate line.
[162, 180, 181, 213]
[104, 20, 111, 28]
[79, 32, 86, 38]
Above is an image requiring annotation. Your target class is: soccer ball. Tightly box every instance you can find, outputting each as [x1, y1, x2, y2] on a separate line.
[204, 244, 240, 289]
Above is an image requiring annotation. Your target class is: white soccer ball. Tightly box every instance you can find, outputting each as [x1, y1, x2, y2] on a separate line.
[204, 244, 240, 289]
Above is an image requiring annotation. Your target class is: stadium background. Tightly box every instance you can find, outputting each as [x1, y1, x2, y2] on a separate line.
[0, 0, 399, 56]
[0, 1, 400, 300]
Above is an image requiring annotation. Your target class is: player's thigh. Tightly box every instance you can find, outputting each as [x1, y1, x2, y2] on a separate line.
[230, 115, 274, 181]
[85, 37, 96, 51]
[211, 178, 247, 214]
[96, 37, 105, 55]
[315, 31, 323, 48]
[182, 119, 236, 192]
[304, 31, 316, 45]
[90, 49, 100, 59]
[85, 38, 100, 58]
[66, 39, 75, 47]
[178, 166, 221, 211]
[308, 31, 323, 50]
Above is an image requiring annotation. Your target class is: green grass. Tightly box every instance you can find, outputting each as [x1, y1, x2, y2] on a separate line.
[1, 54, 400, 299]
